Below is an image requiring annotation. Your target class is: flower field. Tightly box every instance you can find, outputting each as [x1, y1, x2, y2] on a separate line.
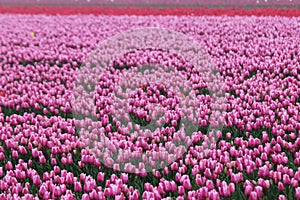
[1, 7, 300, 17]
[0, 7, 300, 200]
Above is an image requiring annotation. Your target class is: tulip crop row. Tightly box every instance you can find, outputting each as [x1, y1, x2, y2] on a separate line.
[1, 0, 300, 7]
[0, 14, 299, 200]
[1, 7, 300, 17]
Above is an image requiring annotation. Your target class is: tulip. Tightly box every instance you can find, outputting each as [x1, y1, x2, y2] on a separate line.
[279, 194, 287, 200]
[178, 186, 185, 195]
[97, 172, 105, 182]
[12, 150, 18, 159]
[82, 194, 90, 200]
[245, 185, 252, 195]
[0, 153, 5, 161]
[53, 186, 62, 197]
[80, 173, 86, 182]
[263, 180, 270, 189]
[295, 187, 300, 199]
[206, 180, 214, 190]
[278, 182, 285, 191]
[6, 161, 13, 171]
[183, 179, 192, 190]
[249, 191, 258, 200]
[254, 186, 263, 198]
[74, 181, 82, 192]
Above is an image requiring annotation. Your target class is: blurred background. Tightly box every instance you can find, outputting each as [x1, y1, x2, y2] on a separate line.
[0, 0, 299, 7]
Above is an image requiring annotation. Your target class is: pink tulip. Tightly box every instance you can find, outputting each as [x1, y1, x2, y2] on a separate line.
[80, 173, 86, 182]
[278, 182, 285, 191]
[263, 180, 270, 189]
[82, 194, 90, 200]
[229, 183, 235, 193]
[244, 185, 252, 195]
[43, 191, 51, 199]
[253, 186, 262, 198]
[0, 167, 3, 177]
[74, 182, 82, 192]
[283, 174, 290, 184]
[12, 150, 18, 159]
[53, 186, 62, 197]
[249, 191, 258, 200]
[32, 175, 42, 186]
[278, 194, 287, 200]
[206, 180, 214, 190]
[97, 172, 105, 182]
[178, 186, 185, 195]
[295, 187, 300, 199]
[0, 152, 5, 161]
[6, 161, 13, 171]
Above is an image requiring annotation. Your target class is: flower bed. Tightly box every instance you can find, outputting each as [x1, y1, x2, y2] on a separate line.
[1, 7, 300, 17]
[1, 0, 300, 7]
[0, 15, 299, 199]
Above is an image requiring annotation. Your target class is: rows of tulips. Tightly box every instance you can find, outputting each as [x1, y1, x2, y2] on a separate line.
[0, 14, 300, 199]
[1, 0, 300, 7]
[1, 7, 300, 17]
